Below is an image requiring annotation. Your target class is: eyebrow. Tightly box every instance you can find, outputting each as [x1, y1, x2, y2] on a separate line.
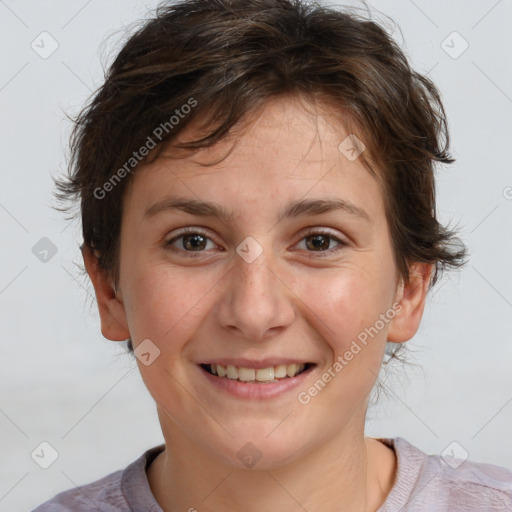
[143, 196, 371, 223]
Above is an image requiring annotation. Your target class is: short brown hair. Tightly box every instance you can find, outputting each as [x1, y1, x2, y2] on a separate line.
[53, 0, 468, 366]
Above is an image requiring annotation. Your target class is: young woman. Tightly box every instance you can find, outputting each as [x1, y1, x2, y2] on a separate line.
[34, 0, 512, 510]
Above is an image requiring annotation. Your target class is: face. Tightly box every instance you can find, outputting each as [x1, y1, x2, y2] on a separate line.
[86, 95, 430, 470]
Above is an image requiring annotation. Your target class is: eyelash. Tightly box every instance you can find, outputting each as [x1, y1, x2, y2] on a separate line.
[165, 227, 348, 258]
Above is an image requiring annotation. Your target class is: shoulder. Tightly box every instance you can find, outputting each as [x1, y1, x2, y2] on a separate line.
[31, 468, 126, 511]
[378, 437, 512, 511]
[430, 452, 512, 510]
[31, 444, 165, 512]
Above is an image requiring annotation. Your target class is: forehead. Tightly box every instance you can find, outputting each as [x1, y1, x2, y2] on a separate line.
[122, 96, 384, 222]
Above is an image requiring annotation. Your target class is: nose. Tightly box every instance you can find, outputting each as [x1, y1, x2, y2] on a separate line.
[216, 242, 296, 342]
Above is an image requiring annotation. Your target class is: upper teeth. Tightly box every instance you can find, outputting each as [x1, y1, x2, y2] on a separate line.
[209, 363, 306, 382]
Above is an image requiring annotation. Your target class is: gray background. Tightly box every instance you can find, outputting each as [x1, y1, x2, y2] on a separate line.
[1, 0, 511, 510]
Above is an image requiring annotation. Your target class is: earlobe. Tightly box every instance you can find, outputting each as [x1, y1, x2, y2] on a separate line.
[81, 244, 131, 342]
[387, 262, 433, 343]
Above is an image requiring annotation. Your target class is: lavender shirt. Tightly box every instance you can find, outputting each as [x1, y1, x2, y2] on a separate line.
[32, 437, 512, 511]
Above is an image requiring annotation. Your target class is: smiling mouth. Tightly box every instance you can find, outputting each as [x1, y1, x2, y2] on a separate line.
[200, 363, 314, 383]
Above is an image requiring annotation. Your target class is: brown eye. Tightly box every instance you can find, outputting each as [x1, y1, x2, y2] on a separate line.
[166, 229, 216, 255]
[297, 230, 347, 257]
[180, 233, 208, 251]
[305, 234, 332, 251]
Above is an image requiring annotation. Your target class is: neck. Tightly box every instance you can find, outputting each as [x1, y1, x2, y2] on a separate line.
[147, 420, 396, 512]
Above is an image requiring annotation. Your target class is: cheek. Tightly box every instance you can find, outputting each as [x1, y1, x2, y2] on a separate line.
[122, 263, 221, 349]
[295, 260, 395, 359]
[294, 268, 394, 409]
[122, 266, 211, 408]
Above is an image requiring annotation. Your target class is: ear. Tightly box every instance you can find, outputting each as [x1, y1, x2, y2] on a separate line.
[387, 262, 434, 343]
[81, 244, 131, 342]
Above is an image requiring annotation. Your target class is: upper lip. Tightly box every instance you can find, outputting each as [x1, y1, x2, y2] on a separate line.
[198, 358, 315, 369]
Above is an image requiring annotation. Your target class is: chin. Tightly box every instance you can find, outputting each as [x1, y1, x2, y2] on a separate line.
[213, 432, 307, 471]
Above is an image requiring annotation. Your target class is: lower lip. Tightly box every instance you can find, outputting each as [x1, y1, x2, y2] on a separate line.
[198, 365, 316, 399]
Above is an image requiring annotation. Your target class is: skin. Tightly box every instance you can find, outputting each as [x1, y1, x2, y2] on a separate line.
[83, 94, 433, 512]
